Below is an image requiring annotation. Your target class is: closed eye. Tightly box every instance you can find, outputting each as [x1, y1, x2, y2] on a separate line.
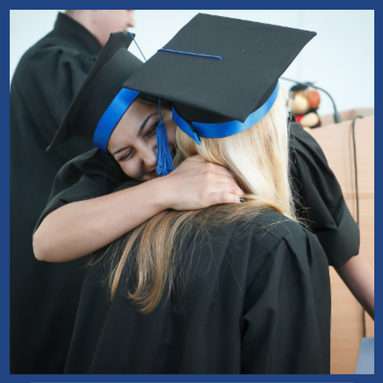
[145, 121, 159, 138]
[118, 148, 134, 162]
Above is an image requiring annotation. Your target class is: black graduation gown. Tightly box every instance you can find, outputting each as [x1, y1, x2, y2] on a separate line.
[35, 122, 360, 267]
[10, 13, 101, 373]
[64, 209, 331, 374]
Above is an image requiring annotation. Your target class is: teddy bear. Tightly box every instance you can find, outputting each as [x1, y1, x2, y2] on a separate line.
[287, 83, 321, 129]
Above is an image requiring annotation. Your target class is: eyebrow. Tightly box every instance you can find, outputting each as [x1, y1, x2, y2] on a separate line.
[137, 112, 159, 137]
[111, 112, 159, 156]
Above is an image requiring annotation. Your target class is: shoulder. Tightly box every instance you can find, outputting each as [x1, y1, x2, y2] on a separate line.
[229, 209, 328, 299]
[34, 149, 127, 232]
[289, 122, 326, 158]
[288, 122, 343, 218]
[57, 148, 127, 183]
[236, 209, 326, 266]
[20, 30, 86, 61]
[288, 122, 334, 180]
[244, 209, 310, 244]
[12, 34, 93, 86]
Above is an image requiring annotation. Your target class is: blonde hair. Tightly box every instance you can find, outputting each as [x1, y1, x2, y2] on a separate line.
[175, 85, 294, 219]
[96, 85, 296, 313]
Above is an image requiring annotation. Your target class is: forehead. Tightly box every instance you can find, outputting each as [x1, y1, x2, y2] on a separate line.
[123, 100, 159, 126]
[108, 101, 159, 144]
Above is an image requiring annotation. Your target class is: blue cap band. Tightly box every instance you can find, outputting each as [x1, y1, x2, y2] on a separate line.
[173, 81, 280, 145]
[93, 88, 140, 151]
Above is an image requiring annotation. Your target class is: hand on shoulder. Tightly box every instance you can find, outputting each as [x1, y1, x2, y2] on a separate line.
[153, 155, 245, 211]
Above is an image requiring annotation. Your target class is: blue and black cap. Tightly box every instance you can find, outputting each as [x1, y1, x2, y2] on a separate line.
[47, 31, 143, 152]
[122, 13, 316, 145]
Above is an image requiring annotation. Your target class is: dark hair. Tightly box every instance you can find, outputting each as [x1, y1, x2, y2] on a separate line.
[136, 93, 171, 109]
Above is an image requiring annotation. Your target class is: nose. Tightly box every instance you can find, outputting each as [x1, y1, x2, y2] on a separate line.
[127, 10, 135, 29]
[139, 145, 157, 169]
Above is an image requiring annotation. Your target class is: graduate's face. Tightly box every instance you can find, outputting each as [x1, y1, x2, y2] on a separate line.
[108, 101, 177, 181]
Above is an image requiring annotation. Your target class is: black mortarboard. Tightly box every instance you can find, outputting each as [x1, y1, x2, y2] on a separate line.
[47, 31, 143, 152]
[122, 13, 316, 144]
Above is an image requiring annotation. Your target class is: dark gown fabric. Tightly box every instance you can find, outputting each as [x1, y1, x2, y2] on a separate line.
[288, 123, 359, 266]
[35, 122, 360, 267]
[64, 209, 331, 374]
[10, 13, 102, 373]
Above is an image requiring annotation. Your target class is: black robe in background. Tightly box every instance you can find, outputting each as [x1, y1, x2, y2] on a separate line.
[35, 122, 360, 268]
[10, 13, 101, 373]
[64, 209, 331, 374]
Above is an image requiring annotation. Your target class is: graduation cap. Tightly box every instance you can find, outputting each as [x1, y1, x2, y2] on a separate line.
[47, 31, 143, 152]
[122, 13, 316, 145]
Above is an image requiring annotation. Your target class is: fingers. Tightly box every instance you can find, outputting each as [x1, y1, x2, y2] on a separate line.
[214, 181, 245, 197]
[187, 157, 235, 179]
[185, 155, 231, 173]
[206, 180, 245, 207]
[202, 163, 234, 179]
[184, 154, 205, 164]
[163, 155, 246, 210]
[182, 155, 235, 178]
[207, 191, 244, 206]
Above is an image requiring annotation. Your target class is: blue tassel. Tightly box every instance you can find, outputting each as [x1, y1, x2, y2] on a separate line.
[156, 121, 174, 176]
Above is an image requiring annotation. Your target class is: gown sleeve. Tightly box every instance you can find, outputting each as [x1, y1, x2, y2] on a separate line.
[289, 122, 360, 266]
[34, 148, 130, 231]
[241, 218, 331, 374]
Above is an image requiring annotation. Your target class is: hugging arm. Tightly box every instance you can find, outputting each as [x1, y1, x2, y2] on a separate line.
[33, 151, 244, 263]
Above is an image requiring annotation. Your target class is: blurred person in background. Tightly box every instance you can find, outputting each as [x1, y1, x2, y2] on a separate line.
[10, 10, 135, 373]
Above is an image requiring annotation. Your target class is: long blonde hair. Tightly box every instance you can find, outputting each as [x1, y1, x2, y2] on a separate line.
[97, 85, 296, 313]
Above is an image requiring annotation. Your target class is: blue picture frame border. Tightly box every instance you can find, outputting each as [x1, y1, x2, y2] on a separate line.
[3, 1, 380, 383]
